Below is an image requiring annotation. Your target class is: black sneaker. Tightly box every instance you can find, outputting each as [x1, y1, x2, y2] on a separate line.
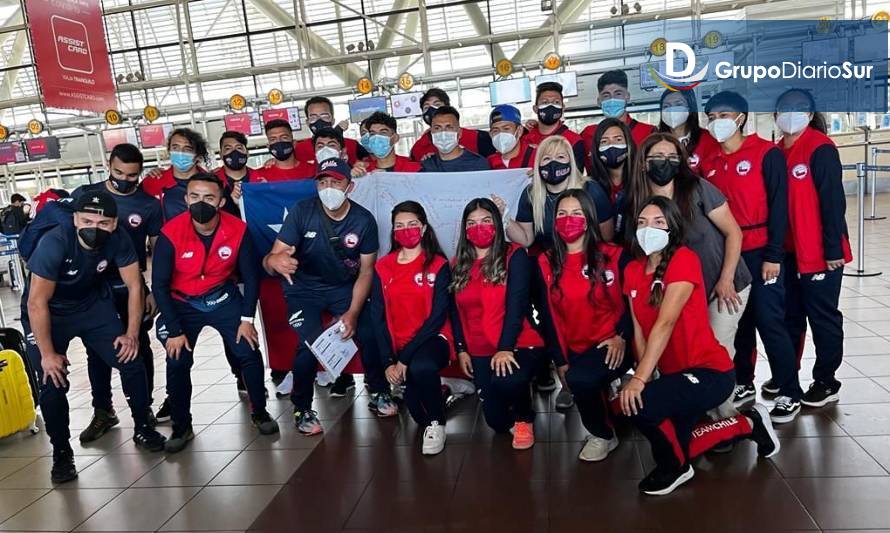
[801, 381, 840, 408]
[155, 398, 172, 423]
[164, 426, 195, 453]
[732, 383, 757, 407]
[78, 409, 120, 443]
[236, 374, 247, 397]
[145, 409, 158, 429]
[769, 396, 801, 424]
[133, 426, 167, 452]
[743, 403, 781, 458]
[639, 463, 695, 496]
[761, 379, 780, 396]
[251, 410, 280, 435]
[330, 374, 355, 398]
[51, 448, 77, 484]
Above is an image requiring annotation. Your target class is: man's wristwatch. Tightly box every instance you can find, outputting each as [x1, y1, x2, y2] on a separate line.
[240, 316, 255, 324]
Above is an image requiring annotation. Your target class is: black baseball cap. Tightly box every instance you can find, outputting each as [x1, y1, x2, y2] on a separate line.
[74, 191, 118, 218]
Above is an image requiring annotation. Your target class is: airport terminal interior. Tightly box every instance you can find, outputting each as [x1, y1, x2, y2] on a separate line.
[1, 0, 890, 531]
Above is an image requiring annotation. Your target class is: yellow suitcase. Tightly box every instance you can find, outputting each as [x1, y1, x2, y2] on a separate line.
[0, 349, 39, 438]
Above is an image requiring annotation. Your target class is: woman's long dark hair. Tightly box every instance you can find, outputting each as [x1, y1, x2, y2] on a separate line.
[450, 198, 509, 292]
[630, 195, 686, 307]
[589, 117, 636, 194]
[628, 132, 700, 225]
[657, 89, 703, 154]
[775, 88, 827, 134]
[548, 189, 606, 302]
[389, 200, 444, 274]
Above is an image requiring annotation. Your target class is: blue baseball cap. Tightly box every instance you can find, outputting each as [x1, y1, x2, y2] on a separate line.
[489, 104, 522, 126]
[315, 157, 351, 181]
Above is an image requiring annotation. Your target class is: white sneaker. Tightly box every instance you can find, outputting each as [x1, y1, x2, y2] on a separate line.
[275, 372, 293, 397]
[578, 435, 619, 462]
[422, 421, 446, 455]
[315, 371, 335, 387]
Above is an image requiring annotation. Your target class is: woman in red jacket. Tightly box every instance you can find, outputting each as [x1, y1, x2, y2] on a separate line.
[450, 198, 544, 450]
[657, 89, 720, 175]
[620, 196, 780, 496]
[371, 201, 453, 456]
[774, 88, 852, 407]
[537, 189, 630, 462]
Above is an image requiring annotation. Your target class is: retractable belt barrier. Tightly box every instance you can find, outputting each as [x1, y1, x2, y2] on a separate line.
[867, 147, 890, 221]
[845, 162, 890, 278]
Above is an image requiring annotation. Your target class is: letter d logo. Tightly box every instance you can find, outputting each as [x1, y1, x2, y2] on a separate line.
[666, 42, 696, 77]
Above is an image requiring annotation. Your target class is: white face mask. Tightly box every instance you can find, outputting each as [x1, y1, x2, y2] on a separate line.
[318, 187, 347, 211]
[492, 132, 519, 154]
[432, 131, 459, 154]
[661, 106, 690, 129]
[776, 111, 810, 135]
[315, 146, 341, 163]
[708, 117, 741, 143]
[636, 226, 670, 256]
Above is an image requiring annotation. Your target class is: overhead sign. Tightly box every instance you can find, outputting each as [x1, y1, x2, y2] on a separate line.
[224, 112, 262, 136]
[267, 88, 284, 105]
[0, 125, 8, 141]
[25, 0, 115, 113]
[229, 94, 247, 111]
[0, 142, 26, 165]
[703, 30, 723, 49]
[496, 59, 514, 77]
[543, 52, 562, 70]
[139, 123, 172, 148]
[398, 72, 414, 91]
[650, 38, 668, 56]
[356, 77, 373, 95]
[143, 105, 159, 122]
[24, 136, 61, 161]
[104, 109, 122, 125]
[261, 108, 302, 131]
[872, 10, 889, 28]
[27, 119, 44, 135]
[101, 127, 138, 151]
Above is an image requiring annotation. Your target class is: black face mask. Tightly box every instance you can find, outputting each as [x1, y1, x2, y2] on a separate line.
[309, 119, 333, 134]
[223, 150, 249, 171]
[78, 227, 110, 249]
[269, 141, 294, 161]
[422, 106, 439, 126]
[109, 177, 137, 194]
[647, 159, 680, 187]
[599, 146, 628, 169]
[189, 201, 218, 224]
[539, 160, 572, 185]
[536, 105, 563, 126]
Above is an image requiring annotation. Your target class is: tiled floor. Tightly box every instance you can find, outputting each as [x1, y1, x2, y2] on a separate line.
[3, 197, 890, 532]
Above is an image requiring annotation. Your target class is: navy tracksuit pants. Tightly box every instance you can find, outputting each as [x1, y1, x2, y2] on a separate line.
[470, 348, 537, 433]
[86, 284, 155, 412]
[630, 369, 754, 470]
[785, 254, 845, 389]
[403, 336, 449, 428]
[285, 284, 388, 412]
[733, 248, 802, 400]
[22, 295, 151, 450]
[566, 346, 632, 440]
[155, 289, 266, 434]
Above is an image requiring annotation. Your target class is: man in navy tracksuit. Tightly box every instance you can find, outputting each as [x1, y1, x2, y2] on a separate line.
[69, 144, 163, 443]
[23, 192, 166, 483]
[152, 173, 279, 452]
[263, 158, 393, 435]
[701, 91, 802, 424]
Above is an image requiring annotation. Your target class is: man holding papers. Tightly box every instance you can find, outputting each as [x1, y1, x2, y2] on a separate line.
[263, 158, 396, 435]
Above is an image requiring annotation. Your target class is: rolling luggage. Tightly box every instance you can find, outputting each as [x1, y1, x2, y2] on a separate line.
[0, 349, 39, 438]
[0, 328, 38, 409]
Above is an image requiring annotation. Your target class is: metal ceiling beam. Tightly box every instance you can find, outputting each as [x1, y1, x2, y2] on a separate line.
[397, 12, 420, 74]
[370, 0, 411, 80]
[463, 2, 505, 62]
[510, 0, 593, 64]
[246, 0, 366, 85]
[0, 0, 774, 111]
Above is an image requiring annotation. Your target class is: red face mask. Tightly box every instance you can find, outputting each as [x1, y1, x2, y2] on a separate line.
[555, 214, 587, 243]
[394, 226, 423, 248]
[466, 222, 496, 248]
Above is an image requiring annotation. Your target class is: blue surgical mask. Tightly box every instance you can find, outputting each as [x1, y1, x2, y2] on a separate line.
[601, 98, 627, 118]
[170, 151, 196, 172]
[360, 132, 371, 148]
[366, 134, 393, 159]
